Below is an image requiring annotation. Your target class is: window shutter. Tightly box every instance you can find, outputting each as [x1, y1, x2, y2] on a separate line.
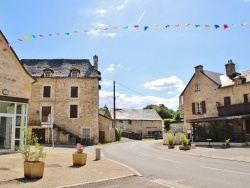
[244, 94, 248, 103]
[71, 87, 78, 98]
[70, 105, 78, 118]
[201, 101, 206, 114]
[43, 86, 51, 97]
[192, 102, 196, 115]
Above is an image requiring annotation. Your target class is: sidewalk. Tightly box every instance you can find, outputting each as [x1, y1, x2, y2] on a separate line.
[154, 142, 250, 163]
[0, 147, 139, 188]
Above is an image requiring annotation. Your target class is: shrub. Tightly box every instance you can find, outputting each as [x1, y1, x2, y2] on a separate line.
[168, 132, 175, 146]
[115, 128, 121, 141]
[179, 133, 189, 146]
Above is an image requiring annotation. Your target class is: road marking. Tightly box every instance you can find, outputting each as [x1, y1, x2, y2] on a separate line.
[200, 166, 250, 176]
[158, 157, 182, 163]
[129, 145, 136, 152]
[139, 152, 151, 157]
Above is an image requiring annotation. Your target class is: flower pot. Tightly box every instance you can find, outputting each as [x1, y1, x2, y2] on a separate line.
[168, 145, 175, 149]
[179, 146, 190, 150]
[72, 153, 87, 166]
[24, 161, 45, 179]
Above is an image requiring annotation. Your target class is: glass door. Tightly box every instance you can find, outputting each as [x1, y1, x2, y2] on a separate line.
[0, 116, 13, 149]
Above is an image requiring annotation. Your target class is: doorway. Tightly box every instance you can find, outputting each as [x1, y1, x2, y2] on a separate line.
[0, 115, 14, 149]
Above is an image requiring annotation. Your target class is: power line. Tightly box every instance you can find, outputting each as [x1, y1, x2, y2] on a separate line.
[115, 81, 145, 96]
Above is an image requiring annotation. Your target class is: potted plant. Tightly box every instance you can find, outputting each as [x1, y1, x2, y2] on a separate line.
[222, 138, 230, 148]
[179, 133, 190, 150]
[168, 132, 175, 149]
[20, 127, 46, 179]
[72, 144, 87, 166]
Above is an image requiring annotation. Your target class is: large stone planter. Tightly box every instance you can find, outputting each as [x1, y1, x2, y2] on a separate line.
[72, 153, 87, 166]
[179, 146, 190, 150]
[24, 161, 45, 179]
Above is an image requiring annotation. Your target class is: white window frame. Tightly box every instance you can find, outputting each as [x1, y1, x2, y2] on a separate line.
[44, 71, 52, 77]
[195, 84, 200, 91]
[82, 128, 90, 139]
[71, 71, 79, 78]
[195, 102, 202, 114]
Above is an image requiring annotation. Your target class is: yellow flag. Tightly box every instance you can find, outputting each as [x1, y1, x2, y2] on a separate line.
[205, 24, 210, 28]
[24, 35, 30, 40]
[154, 23, 159, 28]
[113, 26, 119, 30]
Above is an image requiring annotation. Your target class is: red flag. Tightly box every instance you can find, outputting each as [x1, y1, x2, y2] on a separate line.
[223, 24, 229, 29]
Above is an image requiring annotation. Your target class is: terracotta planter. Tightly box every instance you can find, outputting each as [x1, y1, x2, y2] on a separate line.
[24, 161, 45, 179]
[179, 145, 190, 150]
[72, 153, 87, 166]
[168, 145, 175, 149]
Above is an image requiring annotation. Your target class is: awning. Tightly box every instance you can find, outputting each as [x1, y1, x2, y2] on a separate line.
[187, 114, 250, 123]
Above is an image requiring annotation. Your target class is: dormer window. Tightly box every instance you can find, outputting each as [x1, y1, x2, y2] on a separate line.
[70, 69, 80, 78]
[43, 68, 54, 77]
[71, 71, 78, 78]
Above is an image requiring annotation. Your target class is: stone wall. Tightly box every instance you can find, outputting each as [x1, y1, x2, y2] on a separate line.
[0, 33, 34, 99]
[28, 77, 100, 144]
[99, 115, 116, 143]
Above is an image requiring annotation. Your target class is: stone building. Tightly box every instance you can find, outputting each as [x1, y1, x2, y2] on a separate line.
[0, 30, 35, 150]
[108, 108, 163, 138]
[21, 56, 101, 145]
[179, 60, 250, 143]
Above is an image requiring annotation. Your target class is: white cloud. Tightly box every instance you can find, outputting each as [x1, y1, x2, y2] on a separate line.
[105, 64, 115, 72]
[102, 33, 117, 37]
[104, 63, 131, 73]
[101, 79, 113, 86]
[99, 90, 179, 110]
[144, 76, 185, 92]
[94, 9, 107, 17]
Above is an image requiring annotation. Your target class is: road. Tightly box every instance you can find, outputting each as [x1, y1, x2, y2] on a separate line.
[92, 139, 250, 188]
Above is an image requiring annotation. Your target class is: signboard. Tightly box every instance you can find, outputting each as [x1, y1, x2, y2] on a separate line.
[187, 129, 192, 134]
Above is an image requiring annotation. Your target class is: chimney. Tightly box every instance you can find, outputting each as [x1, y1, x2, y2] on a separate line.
[93, 55, 98, 70]
[194, 65, 203, 74]
[225, 59, 235, 77]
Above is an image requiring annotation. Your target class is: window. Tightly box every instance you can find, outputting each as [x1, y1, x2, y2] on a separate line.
[192, 101, 206, 115]
[42, 106, 51, 122]
[44, 71, 52, 77]
[43, 86, 51, 97]
[244, 94, 250, 103]
[82, 128, 90, 139]
[128, 120, 132, 124]
[71, 71, 78, 78]
[224, 97, 231, 106]
[195, 84, 200, 91]
[119, 120, 123, 123]
[236, 80, 241, 86]
[70, 105, 78, 118]
[71, 87, 78, 98]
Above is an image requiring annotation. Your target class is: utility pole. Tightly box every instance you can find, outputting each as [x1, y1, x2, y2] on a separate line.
[113, 80, 116, 128]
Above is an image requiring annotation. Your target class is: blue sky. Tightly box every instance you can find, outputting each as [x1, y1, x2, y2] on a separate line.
[1, 0, 250, 110]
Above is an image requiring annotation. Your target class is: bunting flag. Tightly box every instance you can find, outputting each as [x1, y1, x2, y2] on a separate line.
[215, 25, 220, 29]
[223, 24, 229, 29]
[8, 22, 249, 46]
[154, 23, 159, 28]
[24, 35, 30, 40]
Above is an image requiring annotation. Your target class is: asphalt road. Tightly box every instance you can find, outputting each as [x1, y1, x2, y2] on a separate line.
[96, 139, 250, 188]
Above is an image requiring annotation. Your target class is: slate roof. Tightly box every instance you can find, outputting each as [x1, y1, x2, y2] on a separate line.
[220, 70, 250, 87]
[109, 108, 162, 121]
[203, 70, 223, 85]
[20, 59, 101, 78]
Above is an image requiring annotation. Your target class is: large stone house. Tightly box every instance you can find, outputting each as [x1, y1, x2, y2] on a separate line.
[106, 108, 163, 138]
[0, 30, 35, 150]
[179, 60, 250, 143]
[21, 56, 101, 145]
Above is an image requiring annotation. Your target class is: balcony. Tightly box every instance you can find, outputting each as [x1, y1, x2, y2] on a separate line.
[218, 102, 250, 116]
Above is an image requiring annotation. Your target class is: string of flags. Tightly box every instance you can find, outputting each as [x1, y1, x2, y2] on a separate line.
[8, 23, 248, 46]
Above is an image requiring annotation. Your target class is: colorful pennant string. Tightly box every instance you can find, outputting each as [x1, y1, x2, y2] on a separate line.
[7, 23, 249, 47]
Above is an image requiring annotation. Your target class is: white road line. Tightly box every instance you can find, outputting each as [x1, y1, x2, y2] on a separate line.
[129, 145, 136, 152]
[158, 157, 182, 163]
[139, 152, 151, 157]
[200, 166, 250, 176]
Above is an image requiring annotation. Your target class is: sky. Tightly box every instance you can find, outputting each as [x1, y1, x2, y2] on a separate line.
[1, 0, 250, 110]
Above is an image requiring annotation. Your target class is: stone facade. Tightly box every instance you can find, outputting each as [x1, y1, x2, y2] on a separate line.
[180, 60, 250, 142]
[0, 30, 34, 150]
[21, 58, 101, 145]
[99, 114, 116, 143]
